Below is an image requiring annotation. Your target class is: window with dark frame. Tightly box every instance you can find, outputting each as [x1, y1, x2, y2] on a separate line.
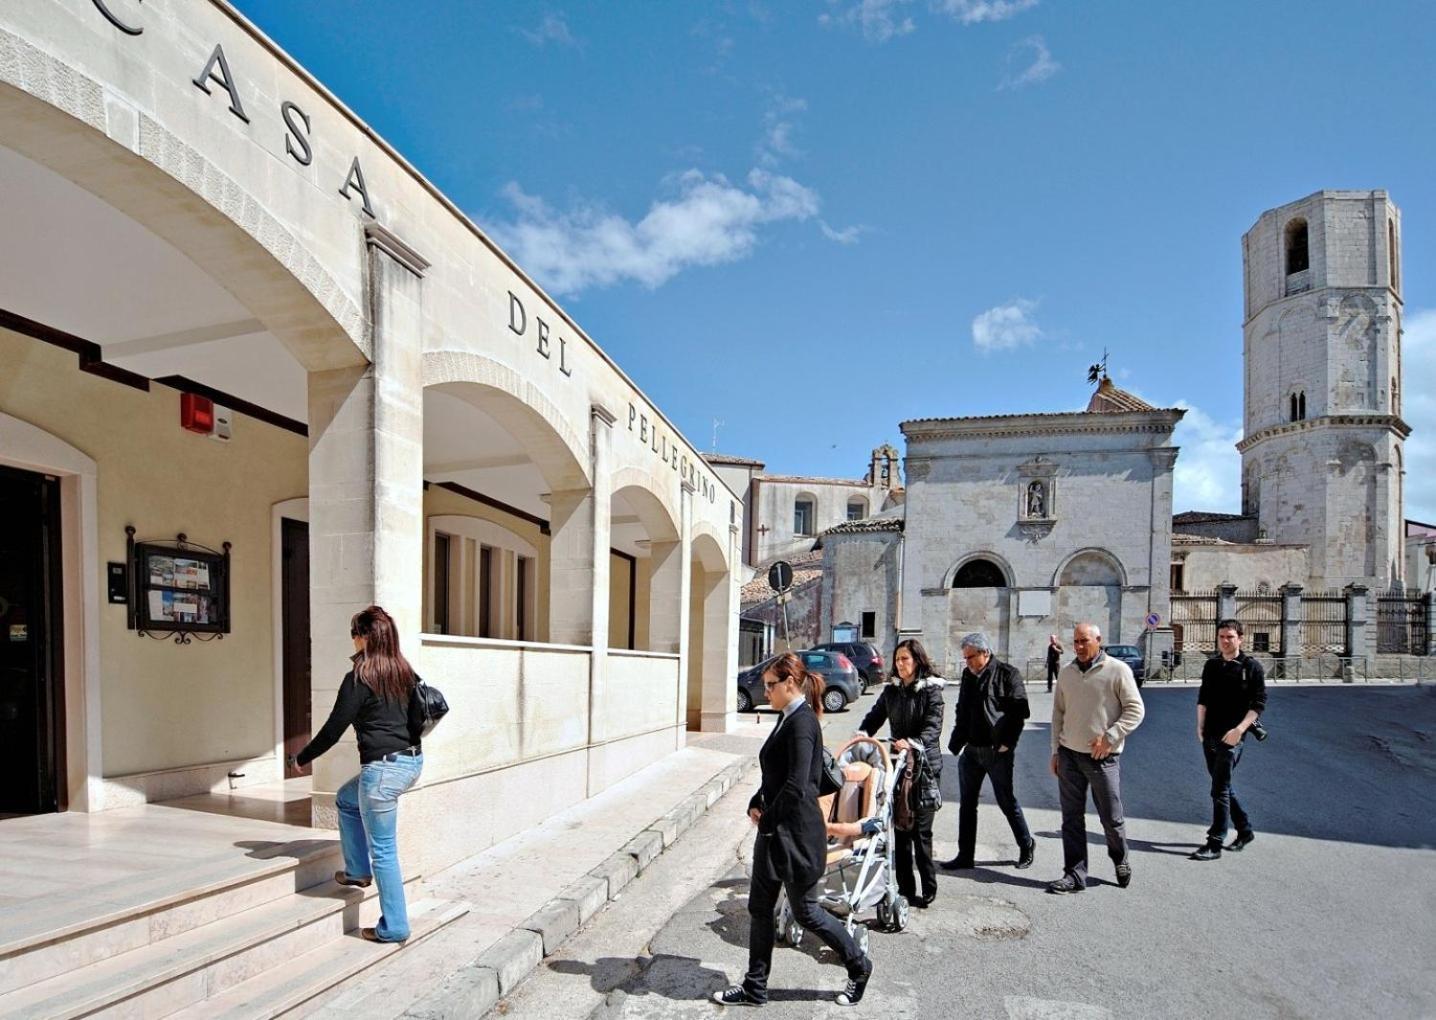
[847, 499, 865, 522]
[1170, 561, 1185, 593]
[478, 545, 494, 639]
[860, 611, 876, 639]
[794, 498, 815, 536]
[1251, 632, 1271, 653]
[434, 533, 452, 634]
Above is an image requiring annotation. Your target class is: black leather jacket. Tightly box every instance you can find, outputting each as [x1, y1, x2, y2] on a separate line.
[858, 677, 946, 775]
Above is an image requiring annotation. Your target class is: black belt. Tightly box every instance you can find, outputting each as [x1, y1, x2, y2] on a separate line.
[378, 745, 421, 762]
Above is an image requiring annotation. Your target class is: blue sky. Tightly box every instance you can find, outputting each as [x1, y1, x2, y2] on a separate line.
[234, 0, 1436, 522]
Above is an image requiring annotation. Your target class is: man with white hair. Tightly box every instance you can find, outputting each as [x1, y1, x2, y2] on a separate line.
[1047, 622, 1145, 894]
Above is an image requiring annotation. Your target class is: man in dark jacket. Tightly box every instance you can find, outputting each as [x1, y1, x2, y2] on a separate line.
[941, 632, 1036, 870]
[1189, 619, 1267, 861]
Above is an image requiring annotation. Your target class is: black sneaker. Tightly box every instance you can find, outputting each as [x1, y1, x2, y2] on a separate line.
[1226, 831, 1255, 852]
[939, 856, 975, 870]
[837, 956, 873, 1006]
[1046, 874, 1085, 894]
[1189, 842, 1222, 861]
[1115, 863, 1132, 888]
[712, 985, 763, 1006]
[1016, 841, 1037, 870]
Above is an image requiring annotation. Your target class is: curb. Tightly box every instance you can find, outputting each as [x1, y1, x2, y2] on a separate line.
[400, 757, 754, 1018]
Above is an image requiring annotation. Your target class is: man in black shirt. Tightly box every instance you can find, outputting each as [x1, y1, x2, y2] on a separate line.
[1191, 619, 1267, 861]
[940, 632, 1035, 871]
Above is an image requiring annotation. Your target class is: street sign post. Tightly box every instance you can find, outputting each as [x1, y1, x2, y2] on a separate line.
[768, 561, 794, 647]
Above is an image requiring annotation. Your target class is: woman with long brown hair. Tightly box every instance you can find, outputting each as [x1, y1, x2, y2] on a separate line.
[295, 605, 425, 943]
[713, 652, 874, 1007]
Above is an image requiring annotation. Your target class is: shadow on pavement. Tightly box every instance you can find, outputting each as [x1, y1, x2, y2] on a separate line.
[937, 685, 1436, 851]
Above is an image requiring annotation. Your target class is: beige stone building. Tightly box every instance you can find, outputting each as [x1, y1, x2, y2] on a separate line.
[0, 0, 739, 874]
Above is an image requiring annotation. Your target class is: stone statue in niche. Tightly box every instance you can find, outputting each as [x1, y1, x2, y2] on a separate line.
[1026, 480, 1046, 519]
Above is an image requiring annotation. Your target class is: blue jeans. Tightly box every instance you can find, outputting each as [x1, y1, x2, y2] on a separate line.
[336, 754, 423, 941]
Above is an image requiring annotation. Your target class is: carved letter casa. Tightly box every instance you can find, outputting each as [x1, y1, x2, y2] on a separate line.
[281, 101, 312, 166]
[192, 44, 250, 123]
[92, 0, 143, 35]
[536, 319, 551, 359]
[508, 292, 527, 336]
[338, 157, 375, 217]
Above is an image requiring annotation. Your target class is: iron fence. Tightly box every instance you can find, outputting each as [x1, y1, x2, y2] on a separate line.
[1154, 652, 1436, 684]
[1171, 590, 1219, 661]
[1233, 589, 1283, 655]
[1376, 589, 1430, 655]
[1299, 590, 1347, 656]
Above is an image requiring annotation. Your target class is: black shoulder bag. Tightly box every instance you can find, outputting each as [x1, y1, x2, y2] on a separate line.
[414, 676, 450, 736]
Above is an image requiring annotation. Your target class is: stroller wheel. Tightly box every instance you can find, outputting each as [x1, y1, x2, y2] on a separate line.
[892, 895, 910, 932]
[876, 900, 892, 929]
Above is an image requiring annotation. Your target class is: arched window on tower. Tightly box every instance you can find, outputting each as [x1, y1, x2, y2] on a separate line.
[1299, 391, 1306, 420]
[1290, 393, 1298, 422]
[1285, 218, 1309, 275]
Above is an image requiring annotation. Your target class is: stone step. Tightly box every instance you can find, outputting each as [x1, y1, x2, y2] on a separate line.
[0, 874, 413, 1020]
[0, 838, 343, 997]
[171, 899, 469, 1020]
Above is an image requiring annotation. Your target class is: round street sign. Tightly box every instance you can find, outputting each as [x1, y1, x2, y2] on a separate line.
[1145, 612, 1161, 628]
[768, 560, 794, 593]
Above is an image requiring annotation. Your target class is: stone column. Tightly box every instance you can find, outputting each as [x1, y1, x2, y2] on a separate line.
[1280, 583, 1304, 678]
[671, 482, 694, 730]
[648, 536, 684, 654]
[307, 224, 428, 826]
[548, 488, 596, 646]
[1217, 583, 1238, 626]
[1345, 583, 1372, 676]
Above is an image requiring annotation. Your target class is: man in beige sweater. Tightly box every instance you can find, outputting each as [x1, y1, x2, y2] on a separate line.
[1046, 622, 1145, 894]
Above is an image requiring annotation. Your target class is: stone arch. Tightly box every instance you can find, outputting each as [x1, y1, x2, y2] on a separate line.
[1054, 548, 1128, 588]
[0, 62, 362, 371]
[423, 350, 589, 491]
[609, 473, 680, 544]
[687, 529, 734, 731]
[946, 551, 1015, 589]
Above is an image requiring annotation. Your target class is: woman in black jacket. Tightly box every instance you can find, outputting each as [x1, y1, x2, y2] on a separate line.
[857, 638, 945, 908]
[293, 605, 425, 943]
[713, 652, 874, 1008]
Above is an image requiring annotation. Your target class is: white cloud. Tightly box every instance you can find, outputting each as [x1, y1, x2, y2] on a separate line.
[1000, 35, 1060, 89]
[1402, 308, 1436, 523]
[758, 95, 808, 166]
[487, 168, 820, 296]
[1171, 402, 1243, 513]
[819, 220, 863, 244]
[972, 299, 1043, 352]
[818, 0, 916, 42]
[936, 0, 1039, 24]
[518, 13, 580, 48]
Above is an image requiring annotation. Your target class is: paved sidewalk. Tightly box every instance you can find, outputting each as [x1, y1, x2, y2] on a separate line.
[290, 729, 766, 1019]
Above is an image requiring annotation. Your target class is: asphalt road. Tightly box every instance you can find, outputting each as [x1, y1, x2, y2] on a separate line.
[496, 681, 1436, 1020]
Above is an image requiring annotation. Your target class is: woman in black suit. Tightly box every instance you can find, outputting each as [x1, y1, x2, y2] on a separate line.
[713, 652, 874, 1008]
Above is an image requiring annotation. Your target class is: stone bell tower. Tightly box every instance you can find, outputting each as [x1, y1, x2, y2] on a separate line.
[1238, 190, 1408, 589]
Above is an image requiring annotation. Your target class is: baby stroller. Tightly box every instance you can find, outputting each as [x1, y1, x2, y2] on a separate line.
[773, 735, 910, 957]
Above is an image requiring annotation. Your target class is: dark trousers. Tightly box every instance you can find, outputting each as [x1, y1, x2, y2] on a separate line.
[1056, 746, 1128, 885]
[957, 746, 1033, 860]
[744, 852, 865, 1000]
[894, 804, 937, 900]
[1202, 739, 1251, 843]
[1046, 664, 1058, 691]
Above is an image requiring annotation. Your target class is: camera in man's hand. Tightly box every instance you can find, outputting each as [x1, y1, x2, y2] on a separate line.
[1248, 719, 1268, 742]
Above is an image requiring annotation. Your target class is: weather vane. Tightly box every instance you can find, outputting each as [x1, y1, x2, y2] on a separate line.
[1086, 348, 1110, 386]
